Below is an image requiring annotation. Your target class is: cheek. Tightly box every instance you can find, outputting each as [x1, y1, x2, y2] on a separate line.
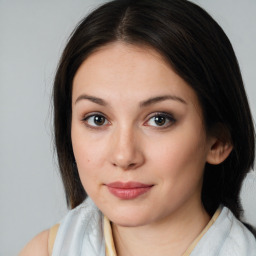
[73, 142, 103, 177]
[145, 126, 207, 180]
[71, 125, 105, 186]
[146, 133, 207, 208]
[72, 120, 104, 162]
[73, 141, 104, 197]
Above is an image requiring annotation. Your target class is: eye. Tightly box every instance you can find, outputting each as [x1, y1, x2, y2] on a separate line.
[145, 113, 175, 128]
[83, 114, 109, 127]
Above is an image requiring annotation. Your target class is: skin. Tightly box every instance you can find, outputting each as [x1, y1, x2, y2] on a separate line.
[20, 42, 232, 255]
[71, 42, 230, 256]
[19, 230, 49, 256]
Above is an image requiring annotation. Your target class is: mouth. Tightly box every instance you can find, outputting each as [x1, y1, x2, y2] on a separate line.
[105, 181, 154, 200]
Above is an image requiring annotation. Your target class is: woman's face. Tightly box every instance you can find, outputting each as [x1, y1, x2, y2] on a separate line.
[71, 42, 214, 227]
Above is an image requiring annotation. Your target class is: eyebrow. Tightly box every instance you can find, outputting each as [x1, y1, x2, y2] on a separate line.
[75, 94, 108, 106]
[139, 95, 187, 107]
[75, 94, 187, 107]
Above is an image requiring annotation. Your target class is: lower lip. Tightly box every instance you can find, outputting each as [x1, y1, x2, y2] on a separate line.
[107, 186, 152, 199]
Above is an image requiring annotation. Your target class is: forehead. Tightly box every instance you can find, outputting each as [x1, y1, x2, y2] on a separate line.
[72, 42, 200, 109]
[73, 42, 170, 86]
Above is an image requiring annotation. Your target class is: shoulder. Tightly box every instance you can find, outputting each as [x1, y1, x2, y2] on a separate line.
[191, 206, 256, 256]
[219, 207, 256, 255]
[19, 229, 49, 256]
[51, 198, 105, 255]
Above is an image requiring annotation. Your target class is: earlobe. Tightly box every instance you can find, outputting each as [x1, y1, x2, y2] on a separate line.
[206, 139, 233, 165]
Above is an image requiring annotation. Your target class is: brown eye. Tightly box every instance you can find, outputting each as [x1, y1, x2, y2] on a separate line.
[146, 113, 176, 128]
[154, 116, 166, 126]
[85, 114, 108, 127]
[94, 115, 105, 125]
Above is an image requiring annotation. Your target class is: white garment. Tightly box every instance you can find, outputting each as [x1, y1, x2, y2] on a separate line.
[52, 198, 105, 256]
[190, 207, 256, 255]
[52, 197, 256, 256]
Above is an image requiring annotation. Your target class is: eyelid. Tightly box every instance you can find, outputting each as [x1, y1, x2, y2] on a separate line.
[81, 112, 111, 129]
[82, 111, 107, 120]
[144, 112, 176, 128]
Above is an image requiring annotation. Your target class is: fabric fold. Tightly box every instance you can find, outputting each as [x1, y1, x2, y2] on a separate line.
[52, 198, 105, 256]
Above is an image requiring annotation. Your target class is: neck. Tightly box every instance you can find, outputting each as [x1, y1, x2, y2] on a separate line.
[112, 200, 210, 256]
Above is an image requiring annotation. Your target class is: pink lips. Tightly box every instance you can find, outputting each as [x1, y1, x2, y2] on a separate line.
[106, 182, 153, 199]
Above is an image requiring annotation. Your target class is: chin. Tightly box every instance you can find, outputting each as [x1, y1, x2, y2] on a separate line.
[105, 205, 155, 227]
[111, 216, 149, 228]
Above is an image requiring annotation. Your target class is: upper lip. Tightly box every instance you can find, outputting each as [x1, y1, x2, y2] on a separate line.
[106, 181, 153, 189]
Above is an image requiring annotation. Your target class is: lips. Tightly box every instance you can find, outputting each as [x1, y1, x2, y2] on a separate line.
[106, 182, 153, 199]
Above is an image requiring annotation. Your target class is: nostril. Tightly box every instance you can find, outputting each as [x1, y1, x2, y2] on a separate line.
[128, 163, 136, 168]
[122, 162, 138, 171]
[112, 161, 137, 170]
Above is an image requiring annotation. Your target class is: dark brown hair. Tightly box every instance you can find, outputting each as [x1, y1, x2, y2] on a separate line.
[53, 0, 255, 218]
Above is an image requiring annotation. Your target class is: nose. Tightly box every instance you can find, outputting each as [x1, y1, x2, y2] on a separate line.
[109, 126, 145, 170]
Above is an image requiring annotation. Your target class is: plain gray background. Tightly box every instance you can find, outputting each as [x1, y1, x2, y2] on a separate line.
[0, 0, 255, 255]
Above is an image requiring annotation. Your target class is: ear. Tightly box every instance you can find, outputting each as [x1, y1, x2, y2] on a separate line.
[206, 138, 233, 165]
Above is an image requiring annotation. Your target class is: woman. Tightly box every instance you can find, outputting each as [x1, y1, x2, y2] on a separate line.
[20, 0, 256, 255]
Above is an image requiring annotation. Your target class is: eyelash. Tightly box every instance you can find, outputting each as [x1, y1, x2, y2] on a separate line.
[82, 112, 110, 129]
[82, 112, 176, 130]
[145, 112, 176, 128]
